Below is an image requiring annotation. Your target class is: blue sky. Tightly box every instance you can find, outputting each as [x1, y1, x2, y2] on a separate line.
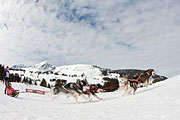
[0, 0, 180, 76]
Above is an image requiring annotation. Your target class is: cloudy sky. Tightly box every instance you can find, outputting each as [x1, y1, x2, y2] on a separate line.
[0, 0, 180, 76]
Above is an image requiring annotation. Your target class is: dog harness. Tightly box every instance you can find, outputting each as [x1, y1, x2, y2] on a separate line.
[128, 73, 143, 83]
[129, 70, 151, 83]
[82, 85, 98, 94]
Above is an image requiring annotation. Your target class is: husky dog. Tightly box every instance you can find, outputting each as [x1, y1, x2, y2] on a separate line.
[51, 79, 103, 102]
[75, 79, 90, 92]
[76, 80, 103, 100]
[121, 69, 156, 96]
[51, 79, 91, 103]
[51, 83, 90, 103]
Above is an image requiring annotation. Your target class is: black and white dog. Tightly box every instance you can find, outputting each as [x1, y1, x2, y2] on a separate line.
[76, 80, 103, 100]
[51, 79, 103, 103]
[51, 81, 91, 103]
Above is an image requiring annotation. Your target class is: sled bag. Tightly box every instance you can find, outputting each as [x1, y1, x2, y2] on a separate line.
[6, 84, 19, 97]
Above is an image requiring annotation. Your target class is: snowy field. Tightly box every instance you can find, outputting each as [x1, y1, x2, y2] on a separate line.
[0, 75, 180, 120]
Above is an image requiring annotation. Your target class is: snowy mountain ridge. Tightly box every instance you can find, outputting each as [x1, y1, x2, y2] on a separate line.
[54, 64, 103, 77]
[31, 61, 55, 72]
[11, 64, 30, 69]
[9, 61, 167, 86]
[10, 62, 109, 85]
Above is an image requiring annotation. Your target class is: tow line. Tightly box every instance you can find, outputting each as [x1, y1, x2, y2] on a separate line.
[19, 89, 50, 95]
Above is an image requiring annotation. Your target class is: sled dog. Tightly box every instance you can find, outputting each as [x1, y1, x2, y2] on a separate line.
[51, 81, 91, 103]
[76, 80, 103, 100]
[120, 69, 156, 96]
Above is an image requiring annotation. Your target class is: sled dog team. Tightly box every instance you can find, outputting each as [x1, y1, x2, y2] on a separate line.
[51, 69, 156, 103]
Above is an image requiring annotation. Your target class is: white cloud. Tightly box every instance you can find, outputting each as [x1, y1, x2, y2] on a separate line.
[0, 0, 180, 76]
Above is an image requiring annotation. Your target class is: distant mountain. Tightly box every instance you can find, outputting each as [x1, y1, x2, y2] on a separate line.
[11, 64, 30, 69]
[9, 61, 167, 87]
[110, 69, 168, 83]
[31, 61, 55, 73]
[10, 61, 55, 73]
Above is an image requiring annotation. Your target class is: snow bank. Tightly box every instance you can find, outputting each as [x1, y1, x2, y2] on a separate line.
[0, 75, 180, 120]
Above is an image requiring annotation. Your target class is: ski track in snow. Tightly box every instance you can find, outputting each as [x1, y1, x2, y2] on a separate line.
[0, 75, 180, 120]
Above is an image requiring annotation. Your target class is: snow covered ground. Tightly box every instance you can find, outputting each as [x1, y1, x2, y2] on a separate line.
[0, 75, 180, 120]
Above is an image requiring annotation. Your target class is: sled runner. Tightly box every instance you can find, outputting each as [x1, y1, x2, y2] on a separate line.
[6, 83, 19, 97]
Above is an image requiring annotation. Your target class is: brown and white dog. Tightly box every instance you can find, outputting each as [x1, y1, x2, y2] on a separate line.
[120, 69, 156, 96]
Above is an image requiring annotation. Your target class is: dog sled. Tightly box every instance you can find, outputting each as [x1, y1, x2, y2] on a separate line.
[6, 83, 19, 97]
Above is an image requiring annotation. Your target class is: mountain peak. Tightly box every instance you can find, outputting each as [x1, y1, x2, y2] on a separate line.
[32, 61, 54, 72]
[34, 61, 48, 67]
